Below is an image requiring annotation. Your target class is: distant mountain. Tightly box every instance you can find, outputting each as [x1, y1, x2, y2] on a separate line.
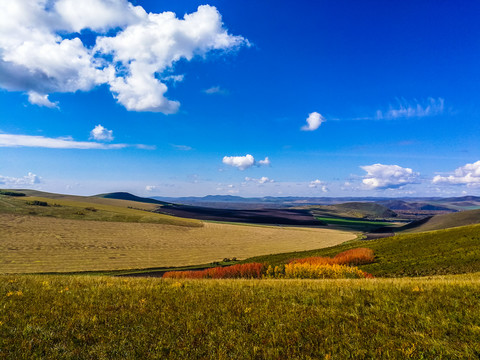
[97, 192, 169, 206]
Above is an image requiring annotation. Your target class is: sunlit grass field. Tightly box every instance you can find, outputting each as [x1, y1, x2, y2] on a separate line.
[1, 274, 480, 359]
[0, 195, 194, 225]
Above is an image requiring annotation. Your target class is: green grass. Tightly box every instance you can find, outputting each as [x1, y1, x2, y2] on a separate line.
[0, 194, 201, 227]
[315, 216, 394, 231]
[400, 208, 480, 233]
[243, 223, 480, 277]
[1, 275, 480, 359]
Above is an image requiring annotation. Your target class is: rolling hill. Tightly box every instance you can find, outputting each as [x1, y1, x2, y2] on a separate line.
[304, 202, 397, 219]
[399, 208, 480, 233]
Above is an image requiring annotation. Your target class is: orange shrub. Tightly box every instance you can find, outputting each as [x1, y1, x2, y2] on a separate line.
[290, 248, 374, 266]
[163, 263, 265, 279]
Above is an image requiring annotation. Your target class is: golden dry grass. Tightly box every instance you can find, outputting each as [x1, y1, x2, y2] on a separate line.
[0, 214, 355, 273]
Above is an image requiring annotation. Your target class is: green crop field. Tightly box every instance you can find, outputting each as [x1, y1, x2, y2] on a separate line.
[314, 216, 394, 231]
[2, 274, 480, 359]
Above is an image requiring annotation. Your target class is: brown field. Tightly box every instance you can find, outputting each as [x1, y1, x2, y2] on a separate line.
[0, 214, 356, 273]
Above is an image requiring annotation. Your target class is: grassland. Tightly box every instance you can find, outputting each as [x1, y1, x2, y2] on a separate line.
[244, 223, 480, 277]
[400, 208, 480, 233]
[0, 214, 355, 273]
[0, 194, 196, 225]
[2, 274, 480, 359]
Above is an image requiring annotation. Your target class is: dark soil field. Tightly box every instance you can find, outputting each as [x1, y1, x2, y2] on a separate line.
[156, 204, 324, 225]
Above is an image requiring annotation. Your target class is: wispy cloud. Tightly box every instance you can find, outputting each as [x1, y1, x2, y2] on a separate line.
[0, 133, 153, 150]
[172, 144, 192, 151]
[203, 86, 228, 95]
[0, 172, 41, 186]
[308, 179, 329, 192]
[245, 176, 274, 184]
[376, 97, 444, 120]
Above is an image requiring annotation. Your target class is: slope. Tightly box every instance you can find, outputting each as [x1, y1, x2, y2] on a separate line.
[243, 223, 480, 277]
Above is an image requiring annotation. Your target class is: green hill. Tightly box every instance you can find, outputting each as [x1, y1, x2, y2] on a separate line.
[400, 208, 480, 233]
[302, 202, 397, 219]
[0, 190, 200, 227]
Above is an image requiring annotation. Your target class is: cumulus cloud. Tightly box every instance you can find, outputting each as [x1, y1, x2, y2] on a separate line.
[222, 154, 270, 170]
[145, 185, 157, 192]
[257, 157, 270, 166]
[308, 179, 329, 192]
[0, 133, 151, 150]
[90, 124, 113, 141]
[361, 164, 419, 190]
[0, 172, 41, 186]
[0, 1, 247, 113]
[27, 91, 59, 108]
[376, 98, 444, 120]
[245, 176, 274, 184]
[432, 161, 480, 186]
[301, 112, 325, 131]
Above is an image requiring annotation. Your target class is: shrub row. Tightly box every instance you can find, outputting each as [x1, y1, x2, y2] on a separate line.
[163, 263, 265, 279]
[163, 248, 375, 280]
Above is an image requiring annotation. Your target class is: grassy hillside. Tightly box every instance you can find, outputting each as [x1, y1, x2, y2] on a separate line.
[0, 193, 198, 226]
[11, 189, 160, 210]
[2, 274, 480, 359]
[243, 223, 480, 277]
[400, 208, 480, 233]
[301, 202, 397, 219]
[0, 214, 355, 273]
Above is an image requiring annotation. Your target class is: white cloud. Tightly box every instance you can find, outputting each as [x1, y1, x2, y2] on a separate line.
[0, 133, 152, 150]
[0, 2, 247, 113]
[361, 164, 419, 190]
[163, 74, 184, 83]
[245, 176, 274, 184]
[308, 179, 329, 192]
[257, 157, 270, 166]
[222, 154, 270, 170]
[223, 154, 255, 170]
[301, 112, 325, 131]
[432, 161, 480, 186]
[27, 91, 59, 108]
[376, 98, 444, 120]
[145, 185, 157, 192]
[90, 124, 113, 141]
[203, 86, 228, 95]
[0, 172, 41, 186]
[172, 144, 192, 151]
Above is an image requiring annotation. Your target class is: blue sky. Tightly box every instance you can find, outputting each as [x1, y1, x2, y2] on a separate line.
[1, 0, 480, 197]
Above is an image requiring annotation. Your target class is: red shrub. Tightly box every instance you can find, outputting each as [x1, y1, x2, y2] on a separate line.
[163, 263, 265, 279]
